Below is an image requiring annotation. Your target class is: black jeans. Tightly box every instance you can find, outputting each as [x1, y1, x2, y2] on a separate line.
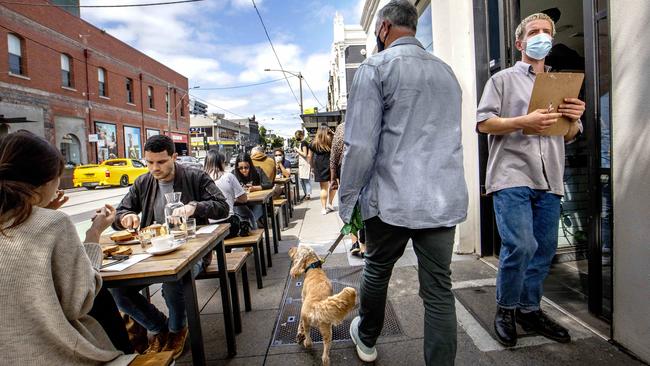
[359, 217, 457, 366]
[89, 287, 133, 354]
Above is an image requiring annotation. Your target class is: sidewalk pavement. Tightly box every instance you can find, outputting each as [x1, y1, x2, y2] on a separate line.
[153, 193, 645, 366]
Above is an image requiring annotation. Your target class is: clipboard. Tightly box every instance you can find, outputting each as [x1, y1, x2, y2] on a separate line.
[523, 72, 584, 136]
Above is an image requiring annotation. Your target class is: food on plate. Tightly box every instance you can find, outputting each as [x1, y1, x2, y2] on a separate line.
[142, 223, 165, 236]
[102, 245, 119, 257]
[110, 230, 136, 243]
[113, 246, 132, 256]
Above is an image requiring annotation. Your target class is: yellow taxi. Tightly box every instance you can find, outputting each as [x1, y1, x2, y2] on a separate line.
[73, 159, 148, 190]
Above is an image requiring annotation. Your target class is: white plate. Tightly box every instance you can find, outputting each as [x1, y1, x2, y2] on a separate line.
[112, 239, 140, 245]
[146, 242, 184, 255]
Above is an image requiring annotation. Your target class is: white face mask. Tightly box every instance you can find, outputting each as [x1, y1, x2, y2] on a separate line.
[274, 156, 283, 163]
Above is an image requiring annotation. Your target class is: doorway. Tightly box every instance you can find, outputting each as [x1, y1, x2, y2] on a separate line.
[474, 0, 612, 334]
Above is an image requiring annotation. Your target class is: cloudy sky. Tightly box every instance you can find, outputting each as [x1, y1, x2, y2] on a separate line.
[81, 0, 365, 137]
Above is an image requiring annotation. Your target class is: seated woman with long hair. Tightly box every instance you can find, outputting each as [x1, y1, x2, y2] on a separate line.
[232, 153, 272, 229]
[0, 131, 134, 365]
[203, 150, 249, 237]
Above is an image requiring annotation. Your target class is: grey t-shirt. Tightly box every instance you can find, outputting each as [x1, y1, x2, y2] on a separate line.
[153, 180, 175, 224]
[476, 61, 582, 196]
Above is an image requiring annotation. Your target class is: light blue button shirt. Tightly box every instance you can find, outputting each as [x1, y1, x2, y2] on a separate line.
[339, 37, 468, 229]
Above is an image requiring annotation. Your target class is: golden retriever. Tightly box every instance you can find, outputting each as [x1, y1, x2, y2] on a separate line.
[288, 246, 357, 366]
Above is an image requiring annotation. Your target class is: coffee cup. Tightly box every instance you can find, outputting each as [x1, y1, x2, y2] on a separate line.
[151, 235, 173, 250]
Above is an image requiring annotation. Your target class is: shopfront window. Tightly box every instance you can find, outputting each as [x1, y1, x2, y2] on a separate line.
[60, 133, 81, 167]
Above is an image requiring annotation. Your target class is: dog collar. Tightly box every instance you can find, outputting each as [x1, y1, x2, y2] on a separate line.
[304, 260, 322, 273]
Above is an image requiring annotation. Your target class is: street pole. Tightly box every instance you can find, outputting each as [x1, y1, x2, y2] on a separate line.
[298, 72, 304, 115]
[166, 84, 171, 134]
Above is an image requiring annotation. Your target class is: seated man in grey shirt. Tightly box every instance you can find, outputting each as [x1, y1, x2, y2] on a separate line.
[476, 13, 585, 348]
[111, 135, 229, 359]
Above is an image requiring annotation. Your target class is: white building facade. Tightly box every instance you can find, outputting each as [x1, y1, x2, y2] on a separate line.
[327, 12, 368, 112]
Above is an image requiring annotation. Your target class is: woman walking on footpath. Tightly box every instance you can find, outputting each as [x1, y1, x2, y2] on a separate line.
[294, 130, 312, 200]
[308, 124, 336, 215]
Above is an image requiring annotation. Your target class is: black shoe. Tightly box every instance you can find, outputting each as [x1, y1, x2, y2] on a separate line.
[350, 242, 361, 256]
[516, 309, 571, 343]
[494, 306, 517, 347]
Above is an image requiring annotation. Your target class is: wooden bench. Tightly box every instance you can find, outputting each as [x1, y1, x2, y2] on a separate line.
[224, 229, 265, 289]
[196, 251, 251, 334]
[273, 198, 289, 229]
[129, 351, 173, 366]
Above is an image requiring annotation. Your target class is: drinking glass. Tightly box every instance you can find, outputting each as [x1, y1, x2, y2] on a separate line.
[186, 218, 196, 239]
[166, 215, 187, 244]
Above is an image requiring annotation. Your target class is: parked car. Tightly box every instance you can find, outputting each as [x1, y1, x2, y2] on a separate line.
[73, 158, 148, 190]
[176, 155, 203, 170]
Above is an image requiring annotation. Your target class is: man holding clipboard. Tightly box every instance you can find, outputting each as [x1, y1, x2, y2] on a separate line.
[476, 13, 585, 347]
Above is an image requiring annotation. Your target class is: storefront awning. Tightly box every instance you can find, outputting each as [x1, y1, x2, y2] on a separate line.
[0, 115, 36, 123]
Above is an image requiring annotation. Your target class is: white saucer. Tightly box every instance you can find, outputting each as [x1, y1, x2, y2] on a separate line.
[146, 242, 184, 255]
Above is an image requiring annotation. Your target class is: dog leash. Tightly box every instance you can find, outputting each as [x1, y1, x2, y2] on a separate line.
[320, 233, 345, 264]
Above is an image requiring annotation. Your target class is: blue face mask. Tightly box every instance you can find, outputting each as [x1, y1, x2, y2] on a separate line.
[524, 33, 552, 60]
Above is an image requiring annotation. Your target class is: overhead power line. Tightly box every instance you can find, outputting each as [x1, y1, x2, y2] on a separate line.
[193, 77, 291, 91]
[302, 76, 325, 108]
[251, 0, 300, 109]
[0, 0, 204, 8]
[189, 94, 247, 119]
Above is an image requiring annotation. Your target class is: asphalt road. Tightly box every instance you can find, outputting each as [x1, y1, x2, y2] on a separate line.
[61, 186, 129, 237]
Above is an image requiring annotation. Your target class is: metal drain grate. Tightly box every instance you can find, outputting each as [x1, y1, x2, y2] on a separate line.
[271, 266, 403, 346]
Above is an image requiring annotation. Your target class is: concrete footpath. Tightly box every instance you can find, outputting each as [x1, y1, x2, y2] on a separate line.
[159, 194, 645, 365]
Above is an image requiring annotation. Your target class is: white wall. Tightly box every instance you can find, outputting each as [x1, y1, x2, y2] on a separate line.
[430, 0, 481, 253]
[610, 2, 650, 363]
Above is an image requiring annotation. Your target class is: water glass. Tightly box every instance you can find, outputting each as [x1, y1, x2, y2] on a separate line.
[166, 215, 187, 244]
[186, 218, 197, 239]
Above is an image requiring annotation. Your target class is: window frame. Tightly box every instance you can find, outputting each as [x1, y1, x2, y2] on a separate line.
[60, 53, 73, 88]
[126, 77, 134, 104]
[7, 33, 24, 75]
[98, 67, 107, 97]
[148, 86, 155, 109]
[165, 92, 169, 114]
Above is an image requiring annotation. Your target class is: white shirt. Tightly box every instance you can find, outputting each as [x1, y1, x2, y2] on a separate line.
[212, 171, 245, 219]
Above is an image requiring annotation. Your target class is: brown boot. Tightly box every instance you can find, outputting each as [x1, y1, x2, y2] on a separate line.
[122, 313, 148, 354]
[144, 330, 168, 354]
[163, 327, 189, 359]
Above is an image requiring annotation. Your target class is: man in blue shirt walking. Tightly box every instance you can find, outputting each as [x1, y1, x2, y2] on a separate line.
[339, 1, 468, 364]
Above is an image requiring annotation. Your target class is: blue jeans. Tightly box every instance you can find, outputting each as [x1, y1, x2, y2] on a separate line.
[109, 260, 204, 333]
[493, 187, 561, 311]
[234, 204, 264, 230]
[300, 178, 312, 197]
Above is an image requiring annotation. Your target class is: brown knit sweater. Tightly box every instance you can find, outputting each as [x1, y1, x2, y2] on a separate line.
[0, 207, 134, 365]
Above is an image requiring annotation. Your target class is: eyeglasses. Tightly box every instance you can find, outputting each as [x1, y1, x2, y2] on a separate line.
[237, 166, 250, 171]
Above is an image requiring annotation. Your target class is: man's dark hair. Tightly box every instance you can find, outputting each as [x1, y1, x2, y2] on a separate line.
[144, 135, 175, 156]
[378, 0, 418, 32]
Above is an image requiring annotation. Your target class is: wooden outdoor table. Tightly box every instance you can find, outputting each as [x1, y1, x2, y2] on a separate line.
[100, 224, 235, 364]
[242, 189, 275, 267]
[274, 176, 293, 216]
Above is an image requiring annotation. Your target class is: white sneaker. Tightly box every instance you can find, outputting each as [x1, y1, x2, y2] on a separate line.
[321, 209, 328, 215]
[349, 316, 377, 362]
[326, 205, 335, 213]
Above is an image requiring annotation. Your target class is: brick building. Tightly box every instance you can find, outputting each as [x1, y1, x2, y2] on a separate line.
[0, 1, 190, 166]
